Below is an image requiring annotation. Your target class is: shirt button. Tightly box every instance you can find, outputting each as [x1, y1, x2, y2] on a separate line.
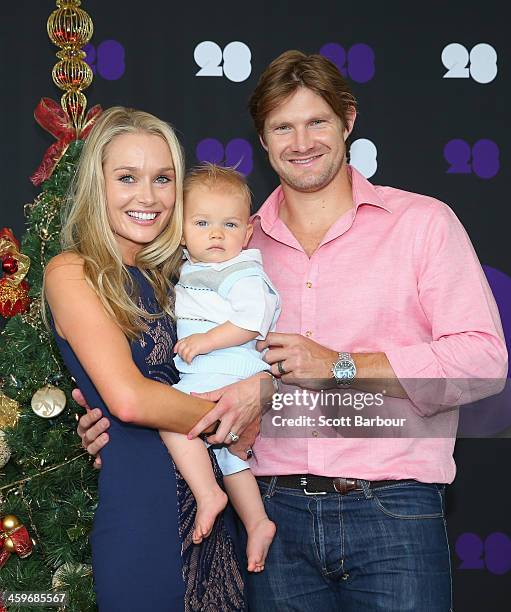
[305, 330, 312, 338]
[312, 430, 319, 437]
[306, 281, 312, 289]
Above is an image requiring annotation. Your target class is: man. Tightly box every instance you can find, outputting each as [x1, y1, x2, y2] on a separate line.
[78, 51, 507, 610]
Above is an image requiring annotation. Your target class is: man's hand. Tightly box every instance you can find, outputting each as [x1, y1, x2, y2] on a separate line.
[187, 372, 272, 444]
[257, 332, 337, 388]
[73, 389, 110, 469]
[174, 333, 212, 364]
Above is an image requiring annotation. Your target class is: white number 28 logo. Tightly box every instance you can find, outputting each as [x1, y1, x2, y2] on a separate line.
[194, 41, 251, 82]
[441, 43, 497, 84]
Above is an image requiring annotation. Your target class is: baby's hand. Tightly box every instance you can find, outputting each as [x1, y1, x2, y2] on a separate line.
[174, 333, 212, 364]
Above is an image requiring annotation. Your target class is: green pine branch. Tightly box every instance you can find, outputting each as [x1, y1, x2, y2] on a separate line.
[1, 140, 98, 612]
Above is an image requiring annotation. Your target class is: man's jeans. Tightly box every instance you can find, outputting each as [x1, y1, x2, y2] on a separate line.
[247, 477, 452, 611]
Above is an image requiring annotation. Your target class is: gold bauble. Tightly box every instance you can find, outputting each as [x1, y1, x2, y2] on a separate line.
[2, 514, 20, 531]
[31, 385, 66, 419]
[0, 430, 11, 468]
[52, 562, 92, 588]
[52, 57, 93, 92]
[62, 90, 87, 128]
[0, 391, 20, 429]
[4, 536, 15, 552]
[47, 0, 95, 132]
[47, 1, 93, 50]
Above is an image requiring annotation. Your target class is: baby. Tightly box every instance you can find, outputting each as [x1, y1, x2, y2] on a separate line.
[159, 163, 279, 572]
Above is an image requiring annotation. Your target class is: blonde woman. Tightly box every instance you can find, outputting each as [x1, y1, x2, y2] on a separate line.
[44, 107, 246, 611]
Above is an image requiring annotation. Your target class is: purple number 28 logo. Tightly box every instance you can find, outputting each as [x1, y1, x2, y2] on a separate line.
[444, 139, 499, 179]
[84, 40, 125, 80]
[320, 43, 375, 83]
[196, 138, 253, 176]
[456, 532, 511, 575]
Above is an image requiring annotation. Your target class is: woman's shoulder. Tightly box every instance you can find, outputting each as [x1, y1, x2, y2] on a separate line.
[46, 250, 84, 271]
[44, 252, 89, 302]
[45, 251, 85, 282]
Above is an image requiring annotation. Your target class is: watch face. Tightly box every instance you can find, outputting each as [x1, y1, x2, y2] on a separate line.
[334, 360, 356, 379]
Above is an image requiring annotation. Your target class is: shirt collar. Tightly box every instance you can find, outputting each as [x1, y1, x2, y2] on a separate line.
[252, 165, 392, 234]
[182, 248, 262, 270]
[350, 165, 392, 214]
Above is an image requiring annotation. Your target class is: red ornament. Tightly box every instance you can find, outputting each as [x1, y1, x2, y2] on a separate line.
[0, 228, 31, 318]
[30, 97, 103, 186]
[0, 278, 30, 317]
[0, 514, 33, 569]
[2, 255, 18, 275]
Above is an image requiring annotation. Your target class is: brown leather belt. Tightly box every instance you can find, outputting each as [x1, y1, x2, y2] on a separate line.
[257, 474, 417, 495]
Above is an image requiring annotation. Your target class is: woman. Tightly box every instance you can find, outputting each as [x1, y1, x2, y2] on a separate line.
[44, 107, 246, 611]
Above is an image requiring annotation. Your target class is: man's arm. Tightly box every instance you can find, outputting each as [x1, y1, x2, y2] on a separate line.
[257, 333, 408, 397]
[382, 201, 507, 413]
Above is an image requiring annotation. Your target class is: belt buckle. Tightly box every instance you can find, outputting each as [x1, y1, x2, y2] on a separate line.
[300, 476, 327, 496]
[333, 477, 359, 494]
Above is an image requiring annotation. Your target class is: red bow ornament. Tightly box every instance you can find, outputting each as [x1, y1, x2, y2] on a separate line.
[0, 228, 30, 318]
[30, 97, 102, 186]
[0, 514, 33, 569]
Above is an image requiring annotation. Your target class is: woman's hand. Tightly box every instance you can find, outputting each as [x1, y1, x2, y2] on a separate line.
[187, 372, 273, 444]
[228, 419, 260, 460]
[74, 389, 110, 468]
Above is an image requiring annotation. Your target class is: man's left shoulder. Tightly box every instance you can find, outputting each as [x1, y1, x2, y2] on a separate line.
[375, 184, 456, 222]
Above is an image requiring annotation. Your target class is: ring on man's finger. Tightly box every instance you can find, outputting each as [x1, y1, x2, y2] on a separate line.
[277, 360, 286, 376]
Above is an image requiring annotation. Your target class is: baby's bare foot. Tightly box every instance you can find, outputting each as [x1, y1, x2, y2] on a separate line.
[246, 517, 276, 572]
[192, 487, 228, 544]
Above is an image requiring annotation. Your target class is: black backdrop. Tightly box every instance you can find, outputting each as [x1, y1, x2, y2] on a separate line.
[1, 2, 510, 609]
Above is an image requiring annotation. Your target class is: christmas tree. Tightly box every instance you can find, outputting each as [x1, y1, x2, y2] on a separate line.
[0, 2, 101, 610]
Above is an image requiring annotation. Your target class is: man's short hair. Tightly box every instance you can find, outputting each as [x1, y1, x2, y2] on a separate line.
[183, 163, 252, 214]
[249, 50, 357, 138]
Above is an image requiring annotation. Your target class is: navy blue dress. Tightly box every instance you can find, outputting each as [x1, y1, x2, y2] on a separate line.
[51, 267, 246, 611]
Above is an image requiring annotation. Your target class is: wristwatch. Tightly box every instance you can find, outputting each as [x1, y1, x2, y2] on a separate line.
[331, 352, 357, 386]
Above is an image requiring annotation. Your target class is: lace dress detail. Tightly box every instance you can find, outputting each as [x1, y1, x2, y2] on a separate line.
[176, 455, 246, 612]
[134, 270, 246, 612]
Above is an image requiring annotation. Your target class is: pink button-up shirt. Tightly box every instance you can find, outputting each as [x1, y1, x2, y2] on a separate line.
[248, 166, 507, 483]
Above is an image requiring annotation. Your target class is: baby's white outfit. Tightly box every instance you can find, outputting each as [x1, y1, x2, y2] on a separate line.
[173, 248, 280, 475]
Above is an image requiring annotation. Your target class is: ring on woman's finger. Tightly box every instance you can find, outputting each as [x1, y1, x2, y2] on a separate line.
[228, 431, 240, 443]
[277, 360, 286, 376]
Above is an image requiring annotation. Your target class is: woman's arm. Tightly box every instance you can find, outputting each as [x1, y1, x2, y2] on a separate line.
[45, 253, 214, 433]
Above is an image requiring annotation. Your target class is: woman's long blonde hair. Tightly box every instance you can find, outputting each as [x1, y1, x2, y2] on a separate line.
[61, 106, 185, 339]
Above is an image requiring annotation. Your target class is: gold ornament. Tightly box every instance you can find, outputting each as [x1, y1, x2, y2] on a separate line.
[0, 232, 30, 287]
[0, 391, 20, 429]
[0, 431, 11, 468]
[1, 514, 20, 531]
[31, 385, 66, 418]
[21, 296, 44, 332]
[52, 562, 92, 588]
[4, 536, 15, 552]
[47, 0, 94, 131]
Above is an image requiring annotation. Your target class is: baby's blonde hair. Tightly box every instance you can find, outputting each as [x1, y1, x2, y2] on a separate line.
[184, 163, 252, 215]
